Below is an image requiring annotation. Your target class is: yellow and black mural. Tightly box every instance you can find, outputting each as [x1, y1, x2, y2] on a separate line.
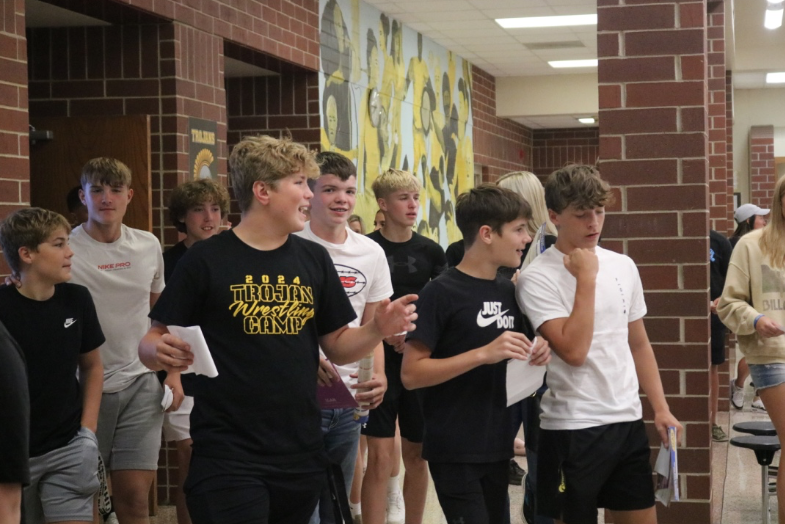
[319, 0, 474, 247]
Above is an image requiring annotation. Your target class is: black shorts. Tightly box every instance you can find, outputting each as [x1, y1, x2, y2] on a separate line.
[185, 454, 325, 524]
[711, 314, 727, 365]
[361, 344, 424, 442]
[429, 461, 508, 524]
[537, 420, 655, 524]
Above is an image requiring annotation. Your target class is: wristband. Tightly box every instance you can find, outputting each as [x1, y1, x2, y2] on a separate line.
[754, 314, 764, 328]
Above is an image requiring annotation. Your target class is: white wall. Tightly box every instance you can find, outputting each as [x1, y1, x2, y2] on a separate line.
[496, 74, 598, 119]
[733, 88, 785, 203]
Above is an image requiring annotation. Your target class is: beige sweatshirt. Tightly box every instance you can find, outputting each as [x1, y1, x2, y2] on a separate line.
[718, 229, 785, 364]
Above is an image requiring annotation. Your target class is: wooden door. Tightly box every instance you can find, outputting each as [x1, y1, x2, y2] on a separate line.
[29, 115, 152, 232]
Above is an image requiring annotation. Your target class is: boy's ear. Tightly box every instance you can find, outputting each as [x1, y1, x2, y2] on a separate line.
[377, 197, 388, 212]
[17, 246, 34, 265]
[79, 188, 86, 206]
[477, 224, 493, 245]
[548, 209, 560, 228]
[252, 181, 271, 206]
[126, 187, 134, 202]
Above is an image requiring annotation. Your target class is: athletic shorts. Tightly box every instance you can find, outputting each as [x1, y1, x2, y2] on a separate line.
[711, 314, 727, 365]
[97, 372, 164, 471]
[163, 395, 194, 442]
[429, 461, 509, 524]
[361, 345, 424, 442]
[185, 454, 325, 524]
[749, 363, 785, 391]
[537, 420, 655, 524]
[24, 426, 100, 523]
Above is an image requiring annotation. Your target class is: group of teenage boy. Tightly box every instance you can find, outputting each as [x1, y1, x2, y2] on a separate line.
[0, 133, 681, 524]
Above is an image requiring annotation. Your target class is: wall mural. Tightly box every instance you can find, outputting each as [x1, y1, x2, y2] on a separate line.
[319, 0, 474, 247]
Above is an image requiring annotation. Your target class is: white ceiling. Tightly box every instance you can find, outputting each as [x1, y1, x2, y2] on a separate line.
[363, 0, 598, 78]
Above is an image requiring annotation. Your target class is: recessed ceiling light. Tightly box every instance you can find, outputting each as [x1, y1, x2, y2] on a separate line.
[578, 117, 596, 124]
[549, 59, 598, 68]
[766, 72, 785, 84]
[765, 7, 784, 29]
[496, 14, 597, 29]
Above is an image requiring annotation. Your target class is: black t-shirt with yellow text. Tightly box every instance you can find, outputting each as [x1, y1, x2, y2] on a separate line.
[150, 231, 356, 464]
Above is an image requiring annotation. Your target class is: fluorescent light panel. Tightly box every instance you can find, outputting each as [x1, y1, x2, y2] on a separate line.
[578, 117, 596, 124]
[549, 59, 598, 68]
[765, 8, 784, 29]
[496, 14, 597, 29]
[767, 72, 785, 84]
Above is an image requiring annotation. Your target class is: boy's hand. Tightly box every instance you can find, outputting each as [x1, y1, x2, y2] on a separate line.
[373, 295, 418, 338]
[563, 249, 598, 281]
[163, 373, 185, 412]
[351, 371, 388, 409]
[529, 337, 551, 366]
[155, 333, 193, 373]
[317, 357, 339, 386]
[756, 316, 785, 339]
[710, 297, 720, 315]
[384, 333, 406, 353]
[4, 273, 21, 288]
[479, 332, 531, 365]
[654, 409, 683, 447]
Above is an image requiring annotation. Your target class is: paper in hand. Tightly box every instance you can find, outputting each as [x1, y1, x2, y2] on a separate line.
[161, 385, 174, 411]
[654, 426, 679, 506]
[506, 337, 546, 407]
[167, 325, 219, 378]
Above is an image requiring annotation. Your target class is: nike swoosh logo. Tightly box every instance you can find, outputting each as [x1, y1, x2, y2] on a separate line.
[476, 309, 509, 328]
[64, 319, 77, 328]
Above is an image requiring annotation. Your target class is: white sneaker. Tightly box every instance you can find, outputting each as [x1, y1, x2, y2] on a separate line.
[104, 513, 120, 524]
[730, 378, 744, 409]
[386, 489, 405, 524]
[752, 398, 767, 412]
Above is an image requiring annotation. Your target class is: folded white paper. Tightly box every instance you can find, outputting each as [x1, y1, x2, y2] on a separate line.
[167, 325, 219, 378]
[161, 384, 174, 411]
[654, 426, 679, 507]
[506, 356, 546, 407]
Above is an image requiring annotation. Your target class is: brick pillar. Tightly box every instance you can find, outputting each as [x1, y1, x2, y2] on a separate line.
[748, 125, 776, 208]
[156, 22, 227, 247]
[726, 71, 734, 235]
[597, 2, 711, 522]
[0, 0, 30, 258]
[707, 1, 728, 234]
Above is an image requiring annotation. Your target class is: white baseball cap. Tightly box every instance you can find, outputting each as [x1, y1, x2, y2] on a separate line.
[735, 203, 770, 223]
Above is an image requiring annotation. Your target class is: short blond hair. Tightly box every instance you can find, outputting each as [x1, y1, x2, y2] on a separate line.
[229, 135, 320, 213]
[497, 171, 557, 238]
[81, 157, 132, 188]
[0, 207, 71, 275]
[372, 169, 421, 200]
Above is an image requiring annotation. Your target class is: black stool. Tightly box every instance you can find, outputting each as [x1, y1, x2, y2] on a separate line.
[734, 421, 777, 436]
[730, 435, 780, 524]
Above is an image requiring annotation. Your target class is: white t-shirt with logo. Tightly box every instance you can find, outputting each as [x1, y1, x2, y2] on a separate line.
[295, 224, 393, 388]
[70, 224, 165, 393]
[517, 246, 646, 430]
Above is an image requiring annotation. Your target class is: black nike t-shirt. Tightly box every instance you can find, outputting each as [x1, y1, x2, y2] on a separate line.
[0, 283, 104, 457]
[0, 319, 29, 484]
[407, 268, 533, 463]
[150, 231, 357, 464]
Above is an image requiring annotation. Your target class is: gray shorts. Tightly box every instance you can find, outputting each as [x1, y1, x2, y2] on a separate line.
[24, 426, 100, 523]
[97, 372, 164, 471]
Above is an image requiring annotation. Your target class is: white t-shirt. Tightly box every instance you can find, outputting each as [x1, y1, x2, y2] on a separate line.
[517, 246, 646, 430]
[70, 224, 165, 393]
[295, 224, 393, 389]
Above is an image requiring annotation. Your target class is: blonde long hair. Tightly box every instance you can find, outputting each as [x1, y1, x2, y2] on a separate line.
[496, 171, 557, 237]
[760, 174, 785, 268]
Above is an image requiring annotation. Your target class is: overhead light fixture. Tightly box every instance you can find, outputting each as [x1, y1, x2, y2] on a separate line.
[765, 2, 784, 29]
[549, 59, 598, 68]
[767, 72, 785, 83]
[578, 117, 596, 124]
[496, 14, 597, 29]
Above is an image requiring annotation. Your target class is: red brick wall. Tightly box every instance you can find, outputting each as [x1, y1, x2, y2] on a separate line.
[40, 0, 320, 72]
[749, 125, 776, 208]
[471, 67, 533, 182]
[0, 0, 30, 258]
[707, 2, 729, 234]
[531, 128, 599, 180]
[598, 1, 711, 522]
[726, 71, 734, 236]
